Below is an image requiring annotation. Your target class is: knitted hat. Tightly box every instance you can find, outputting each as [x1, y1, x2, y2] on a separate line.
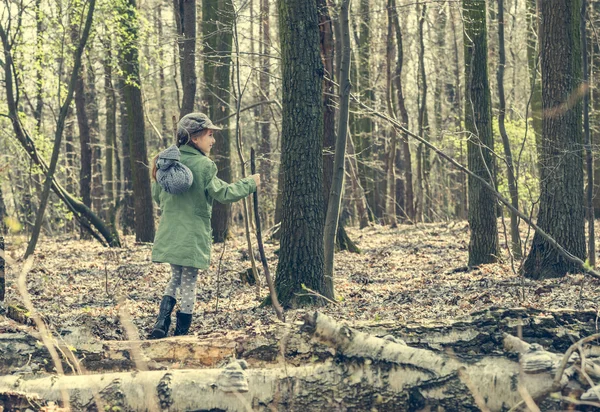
[155, 145, 193, 194]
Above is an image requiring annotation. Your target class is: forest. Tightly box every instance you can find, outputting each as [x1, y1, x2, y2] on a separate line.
[2, 0, 600, 410]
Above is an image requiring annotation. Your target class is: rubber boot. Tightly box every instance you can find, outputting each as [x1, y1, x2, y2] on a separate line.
[174, 311, 193, 336]
[149, 296, 176, 339]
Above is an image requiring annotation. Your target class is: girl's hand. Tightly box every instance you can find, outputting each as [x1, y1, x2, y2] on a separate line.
[251, 174, 261, 187]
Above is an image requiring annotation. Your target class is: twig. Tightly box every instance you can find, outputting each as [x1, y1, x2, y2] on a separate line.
[299, 284, 339, 306]
[251, 148, 284, 322]
[553, 333, 600, 391]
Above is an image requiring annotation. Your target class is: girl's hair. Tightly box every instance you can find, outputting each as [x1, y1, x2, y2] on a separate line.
[152, 129, 211, 181]
[151, 154, 159, 182]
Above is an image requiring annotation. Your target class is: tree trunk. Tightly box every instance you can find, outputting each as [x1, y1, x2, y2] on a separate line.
[86, 56, 105, 218]
[384, 0, 397, 228]
[346, 133, 369, 229]
[117, 0, 155, 243]
[118, 78, 135, 235]
[34, 0, 44, 132]
[259, 0, 272, 195]
[581, 0, 595, 267]
[390, 0, 414, 223]
[527, 0, 543, 170]
[72, 47, 93, 240]
[463, 0, 499, 266]
[497, 0, 522, 259]
[103, 36, 118, 236]
[156, 3, 169, 146]
[275, 0, 329, 307]
[523, 0, 586, 279]
[202, 0, 234, 243]
[323, 0, 351, 299]
[174, 0, 197, 117]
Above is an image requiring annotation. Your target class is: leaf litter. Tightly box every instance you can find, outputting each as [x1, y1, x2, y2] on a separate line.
[2, 221, 600, 340]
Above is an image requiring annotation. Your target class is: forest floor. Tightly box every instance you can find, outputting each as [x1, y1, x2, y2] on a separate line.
[2, 220, 600, 341]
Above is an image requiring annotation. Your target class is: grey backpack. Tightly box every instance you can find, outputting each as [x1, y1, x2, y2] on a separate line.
[155, 145, 193, 194]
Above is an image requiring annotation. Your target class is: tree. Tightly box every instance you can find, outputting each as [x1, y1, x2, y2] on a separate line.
[523, 0, 586, 279]
[275, 0, 330, 306]
[116, 0, 155, 242]
[202, 0, 234, 242]
[463, 0, 499, 266]
[174, 0, 197, 117]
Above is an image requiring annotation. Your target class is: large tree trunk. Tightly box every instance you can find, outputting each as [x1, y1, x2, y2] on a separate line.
[118, 78, 135, 235]
[117, 0, 155, 243]
[202, 0, 234, 243]
[3, 309, 599, 410]
[463, 0, 499, 266]
[174, 0, 197, 117]
[275, 0, 329, 307]
[523, 0, 586, 279]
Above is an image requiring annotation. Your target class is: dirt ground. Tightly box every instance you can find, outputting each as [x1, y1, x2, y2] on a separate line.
[2, 221, 600, 341]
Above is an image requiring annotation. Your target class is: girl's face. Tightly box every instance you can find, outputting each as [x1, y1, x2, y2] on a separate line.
[191, 129, 216, 154]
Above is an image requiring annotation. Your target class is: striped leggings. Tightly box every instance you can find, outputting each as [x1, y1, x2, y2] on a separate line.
[163, 264, 200, 314]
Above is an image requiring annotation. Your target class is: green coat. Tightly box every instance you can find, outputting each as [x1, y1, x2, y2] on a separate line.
[151, 144, 256, 269]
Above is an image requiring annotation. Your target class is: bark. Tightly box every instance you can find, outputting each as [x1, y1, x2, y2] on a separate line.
[385, 0, 397, 228]
[103, 36, 117, 231]
[259, 0, 272, 193]
[275, 0, 329, 306]
[356, 0, 375, 221]
[390, 0, 414, 223]
[323, 0, 350, 299]
[463, 0, 499, 266]
[156, 4, 169, 146]
[202, 0, 234, 243]
[592, 3, 600, 217]
[3, 309, 599, 410]
[346, 133, 369, 229]
[117, 0, 155, 243]
[523, 0, 586, 279]
[34, 0, 44, 132]
[497, 0, 522, 259]
[118, 78, 135, 235]
[174, 0, 197, 117]
[72, 48, 93, 239]
[416, 1, 431, 223]
[86, 55, 104, 218]
[527, 0, 543, 169]
[581, 0, 595, 267]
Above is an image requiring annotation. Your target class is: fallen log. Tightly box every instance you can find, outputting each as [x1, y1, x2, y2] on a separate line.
[3, 311, 600, 410]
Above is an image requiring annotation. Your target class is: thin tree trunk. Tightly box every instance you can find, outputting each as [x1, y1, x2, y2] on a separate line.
[390, 0, 414, 223]
[581, 0, 595, 267]
[324, 0, 350, 300]
[34, 0, 44, 132]
[202, 0, 234, 243]
[86, 55, 104, 218]
[463, 0, 499, 266]
[118, 78, 135, 235]
[259, 0, 271, 193]
[174, 0, 197, 117]
[385, 0, 397, 228]
[117, 0, 156, 243]
[156, 3, 169, 146]
[103, 36, 117, 234]
[497, 0, 522, 259]
[416, 1, 430, 223]
[527, 0, 542, 170]
[346, 133, 369, 229]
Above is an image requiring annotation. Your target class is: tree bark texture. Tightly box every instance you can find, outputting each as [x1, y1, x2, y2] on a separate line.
[202, 0, 234, 243]
[523, 0, 586, 279]
[390, 0, 414, 223]
[463, 0, 499, 266]
[117, 0, 156, 243]
[527, 0, 543, 170]
[275, 0, 329, 306]
[174, 0, 197, 117]
[86, 56, 105, 219]
[103, 37, 117, 229]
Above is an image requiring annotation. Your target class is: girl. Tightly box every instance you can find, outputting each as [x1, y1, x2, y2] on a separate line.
[149, 112, 260, 338]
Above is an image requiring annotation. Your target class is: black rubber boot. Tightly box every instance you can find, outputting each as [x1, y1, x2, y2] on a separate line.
[149, 296, 176, 339]
[174, 311, 193, 336]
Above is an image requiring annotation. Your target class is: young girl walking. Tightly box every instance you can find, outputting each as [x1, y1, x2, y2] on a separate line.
[149, 112, 260, 338]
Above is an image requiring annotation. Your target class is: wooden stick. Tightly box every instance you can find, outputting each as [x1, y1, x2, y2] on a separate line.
[251, 148, 285, 322]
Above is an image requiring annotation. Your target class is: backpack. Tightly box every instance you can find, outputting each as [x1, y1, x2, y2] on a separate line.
[155, 145, 193, 194]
